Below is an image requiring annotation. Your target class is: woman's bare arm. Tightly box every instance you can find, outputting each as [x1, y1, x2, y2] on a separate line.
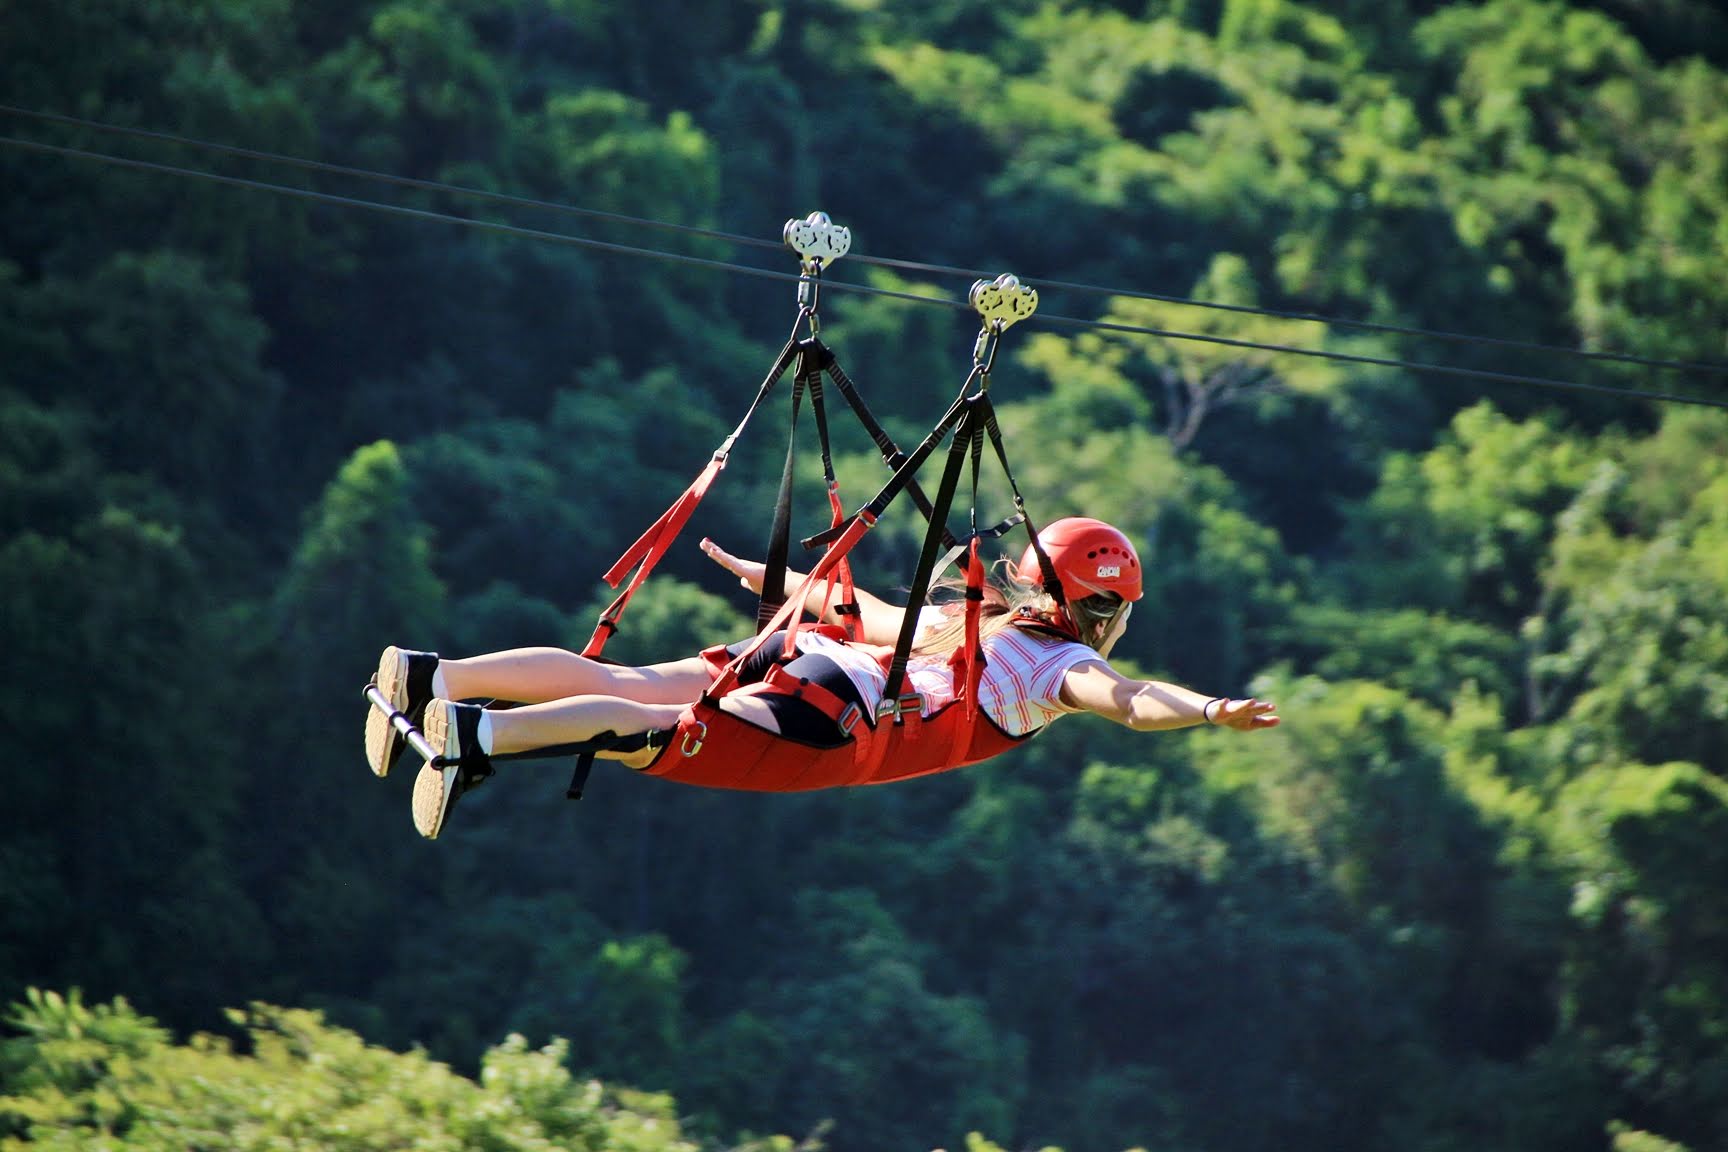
[701, 538, 908, 645]
[1059, 659, 1280, 731]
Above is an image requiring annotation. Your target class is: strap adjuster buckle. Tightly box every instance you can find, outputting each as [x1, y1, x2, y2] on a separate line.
[836, 702, 863, 736]
[876, 692, 924, 724]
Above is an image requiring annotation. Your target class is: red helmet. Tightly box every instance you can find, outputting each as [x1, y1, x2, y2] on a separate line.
[1016, 517, 1144, 602]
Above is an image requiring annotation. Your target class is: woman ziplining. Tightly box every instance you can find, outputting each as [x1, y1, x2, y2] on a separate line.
[362, 216, 1278, 839]
[369, 522, 1278, 839]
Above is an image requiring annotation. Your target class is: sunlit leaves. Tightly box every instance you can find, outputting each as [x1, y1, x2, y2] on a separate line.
[1416, 0, 1728, 362]
[0, 990, 709, 1151]
[1340, 401, 1598, 621]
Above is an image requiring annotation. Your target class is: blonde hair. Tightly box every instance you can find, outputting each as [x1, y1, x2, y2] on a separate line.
[912, 561, 1129, 658]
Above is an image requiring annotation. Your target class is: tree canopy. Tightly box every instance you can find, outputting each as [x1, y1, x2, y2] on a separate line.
[3, 0, 1726, 1150]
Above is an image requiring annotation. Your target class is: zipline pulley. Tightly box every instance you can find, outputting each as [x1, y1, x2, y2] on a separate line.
[785, 211, 852, 330]
[970, 273, 1039, 376]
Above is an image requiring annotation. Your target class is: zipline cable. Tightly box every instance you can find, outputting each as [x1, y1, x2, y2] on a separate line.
[0, 104, 788, 257]
[1031, 312, 1721, 409]
[5, 131, 1727, 415]
[7, 102, 1725, 380]
[879, 256, 1728, 378]
[0, 134, 959, 305]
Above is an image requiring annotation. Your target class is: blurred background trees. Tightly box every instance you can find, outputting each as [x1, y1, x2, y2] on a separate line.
[3, 0, 1726, 1149]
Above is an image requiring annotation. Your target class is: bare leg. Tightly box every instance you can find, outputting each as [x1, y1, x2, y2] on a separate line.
[486, 693, 785, 769]
[439, 648, 712, 706]
[487, 696, 687, 757]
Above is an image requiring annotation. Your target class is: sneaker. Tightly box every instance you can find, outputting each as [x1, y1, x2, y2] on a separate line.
[365, 646, 439, 778]
[413, 699, 493, 840]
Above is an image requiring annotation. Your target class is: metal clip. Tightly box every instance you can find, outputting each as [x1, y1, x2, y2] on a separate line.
[969, 273, 1039, 332]
[876, 692, 925, 724]
[680, 720, 708, 758]
[837, 702, 863, 737]
[784, 211, 852, 268]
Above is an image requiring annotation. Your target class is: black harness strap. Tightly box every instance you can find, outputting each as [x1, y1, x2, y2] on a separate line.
[549, 729, 663, 799]
[757, 341, 820, 629]
[881, 386, 987, 706]
[979, 400, 1068, 613]
[814, 348, 960, 556]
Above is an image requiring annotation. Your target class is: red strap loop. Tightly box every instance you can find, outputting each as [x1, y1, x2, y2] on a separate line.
[581, 455, 725, 658]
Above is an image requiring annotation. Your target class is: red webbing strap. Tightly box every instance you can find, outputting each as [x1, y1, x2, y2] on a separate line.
[581, 454, 726, 658]
[580, 325, 806, 660]
[806, 370, 860, 640]
[824, 483, 860, 641]
[947, 536, 985, 763]
[710, 512, 878, 700]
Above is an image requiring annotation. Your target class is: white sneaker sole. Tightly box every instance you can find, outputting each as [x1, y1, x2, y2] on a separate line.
[365, 646, 410, 778]
[412, 700, 462, 840]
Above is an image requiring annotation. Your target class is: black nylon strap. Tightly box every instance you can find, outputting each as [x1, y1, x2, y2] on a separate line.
[818, 349, 898, 460]
[979, 398, 1066, 608]
[758, 343, 819, 628]
[810, 373, 838, 490]
[809, 383, 973, 551]
[567, 756, 594, 800]
[727, 321, 815, 452]
[882, 398, 982, 703]
[559, 728, 663, 799]
[815, 348, 960, 557]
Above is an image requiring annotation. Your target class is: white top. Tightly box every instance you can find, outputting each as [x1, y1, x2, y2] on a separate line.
[795, 607, 1100, 737]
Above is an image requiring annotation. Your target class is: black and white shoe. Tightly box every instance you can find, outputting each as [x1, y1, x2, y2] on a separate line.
[365, 646, 439, 778]
[413, 699, 493, 840]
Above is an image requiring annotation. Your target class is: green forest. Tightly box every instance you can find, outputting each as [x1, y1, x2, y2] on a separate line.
[3, 0, 1726, 1148]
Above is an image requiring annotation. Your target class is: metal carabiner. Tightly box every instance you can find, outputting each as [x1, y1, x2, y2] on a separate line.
[680, 720, 708, 758]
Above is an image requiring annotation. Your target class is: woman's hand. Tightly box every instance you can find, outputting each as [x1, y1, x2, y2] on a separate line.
[1208, 697, 1280, 730]
[701, 538, 766, 594]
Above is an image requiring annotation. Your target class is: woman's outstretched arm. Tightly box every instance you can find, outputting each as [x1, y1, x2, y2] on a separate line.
[1059, 659, 1280, 732]
[701, 538, 908, 645]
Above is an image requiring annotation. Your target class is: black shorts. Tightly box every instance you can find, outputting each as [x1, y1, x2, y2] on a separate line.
[725, 630, 868, 745]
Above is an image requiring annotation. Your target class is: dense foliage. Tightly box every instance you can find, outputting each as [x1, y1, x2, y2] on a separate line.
[2, 1, 1725, 1150]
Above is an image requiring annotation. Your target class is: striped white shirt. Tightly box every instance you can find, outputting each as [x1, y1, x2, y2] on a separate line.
[909, 623, 1098, 736]
[796, 608, 1099, 737]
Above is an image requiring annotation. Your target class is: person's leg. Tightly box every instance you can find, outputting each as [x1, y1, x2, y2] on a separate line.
[415, 693, 690, 839]
[419, 639, 864, 780]
[479, 687, 788, 763]
[438, 648, 713, 705]
[483, 695, 688, 757]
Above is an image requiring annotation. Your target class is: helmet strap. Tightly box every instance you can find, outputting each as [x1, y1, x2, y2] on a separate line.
[1017, 515, 1069, 610]
[1013, 604, 1082, 642]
